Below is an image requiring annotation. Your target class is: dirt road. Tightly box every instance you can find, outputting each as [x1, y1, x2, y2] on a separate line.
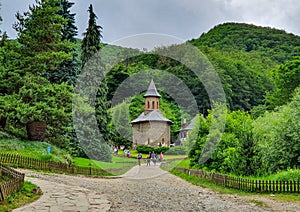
[14, 163, 300, 212]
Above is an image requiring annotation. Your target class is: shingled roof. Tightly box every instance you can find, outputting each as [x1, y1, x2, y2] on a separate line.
[131, 110, 173, 124]
[179, 117, 196, 131]
[143, 79, 161, 98]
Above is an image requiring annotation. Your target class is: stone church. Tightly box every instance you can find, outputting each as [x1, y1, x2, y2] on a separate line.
[131, 80, 173, 148]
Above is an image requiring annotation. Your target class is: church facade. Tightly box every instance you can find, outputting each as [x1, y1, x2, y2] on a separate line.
[131, 80, 173, 148]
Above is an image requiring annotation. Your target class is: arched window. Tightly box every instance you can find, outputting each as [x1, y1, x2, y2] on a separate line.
[152, 101, 155, 109]
[147, 101, 150, 109]
[162, 138, 165, 144]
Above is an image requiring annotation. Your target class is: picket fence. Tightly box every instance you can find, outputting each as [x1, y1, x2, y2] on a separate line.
[0, 153, 108, 176]
[174, 167, 300, 193]
[0, 164, 25, 201]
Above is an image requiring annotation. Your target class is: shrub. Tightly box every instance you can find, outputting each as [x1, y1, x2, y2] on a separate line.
[155, 146, 170, 154]
[164, 146, 187, 155]
[273, 169, 300, 181]
[136, 145, 155, 154]
[0, 131, 13, 139]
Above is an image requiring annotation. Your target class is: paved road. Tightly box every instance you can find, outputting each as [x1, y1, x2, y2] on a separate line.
[13, 163, 299, 212]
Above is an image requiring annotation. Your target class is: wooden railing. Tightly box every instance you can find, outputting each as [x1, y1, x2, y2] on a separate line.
[173, 167, 300, 193]
[0, 153, 109, 176]
[0, 164, 25, 201]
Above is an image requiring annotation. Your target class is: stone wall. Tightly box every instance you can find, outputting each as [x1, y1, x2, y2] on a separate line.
[132, 121, 171, 148]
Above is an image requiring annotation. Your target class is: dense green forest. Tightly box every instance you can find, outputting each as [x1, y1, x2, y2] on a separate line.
[0, 1, 299, 176]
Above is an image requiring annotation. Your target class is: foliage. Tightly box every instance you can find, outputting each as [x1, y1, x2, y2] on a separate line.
[0, 39, 23, 95]
[81, 4, 102, 68]
[0, 138, 72, 163]
[95, 80, 111, 142]
[4, 75, 74, 148]
[253, 88, 300, 175]
[135, 145, 170, 154]
[0, 181, 41, 212]
[189, 22, 300, 63]
[45, 0, 80, 85]
[136, 145, 155, 154]
[72, 92, 112, 162]
[110, 101, 132, 147]
[13, 0, 73, 75]
[155, 146, 170, 154]
[271, 169, 300, 182]
[266, 57, 300, 108]
[164, 146, 187, 155]
[189, 109, 256, 176]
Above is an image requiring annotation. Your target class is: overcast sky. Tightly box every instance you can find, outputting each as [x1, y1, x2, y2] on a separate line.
[1, 0, 300, 47]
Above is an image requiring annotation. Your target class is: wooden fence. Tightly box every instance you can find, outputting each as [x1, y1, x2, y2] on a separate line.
[0, 164, 25, 201]
[173, 167, 300, 193]
[0, 153, 109, 176]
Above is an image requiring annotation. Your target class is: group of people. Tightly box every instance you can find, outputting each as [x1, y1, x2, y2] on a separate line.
[137, 151, 163, 166]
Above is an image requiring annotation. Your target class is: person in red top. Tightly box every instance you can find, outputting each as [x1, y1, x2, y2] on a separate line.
[159, 152, 163, 162]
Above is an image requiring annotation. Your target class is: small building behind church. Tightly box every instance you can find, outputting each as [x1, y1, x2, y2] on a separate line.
[176, 117, 196, 146]
[131, 80, 173, 148]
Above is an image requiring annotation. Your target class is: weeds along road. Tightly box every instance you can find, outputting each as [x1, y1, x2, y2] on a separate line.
[14, 164, 300, 212]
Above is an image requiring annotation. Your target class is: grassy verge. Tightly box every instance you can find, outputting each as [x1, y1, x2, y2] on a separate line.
[169, 169, 300, 202]
[72, 155, 137, 175]
[0, 138, 72, 163]
[0, 138, 138, 176]
[0, 181, 41, 212]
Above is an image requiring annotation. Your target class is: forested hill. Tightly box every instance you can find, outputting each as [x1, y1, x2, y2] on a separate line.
[189, 22, 300, 63]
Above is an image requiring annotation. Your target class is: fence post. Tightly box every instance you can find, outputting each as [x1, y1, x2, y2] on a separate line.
[0, 185, 4, 202]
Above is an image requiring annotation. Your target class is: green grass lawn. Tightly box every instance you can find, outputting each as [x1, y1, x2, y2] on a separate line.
[0, 137, 138, 175]
[0, 138, 72, 163]
[72, 155, 138, 175]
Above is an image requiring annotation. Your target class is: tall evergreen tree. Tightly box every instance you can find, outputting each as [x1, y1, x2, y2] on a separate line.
[7, 0, 74, 147]
[81, 4, 102, 68]
[80, 4, 109, 141]
[59, 0, 77, 43]
[13, 0, 73, 76]
[0, 4, 2, 36]
[45, 0, 80, 85]
[75, 4, 111, 161]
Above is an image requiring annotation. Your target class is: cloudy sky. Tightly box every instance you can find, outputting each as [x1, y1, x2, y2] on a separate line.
[1, 0, 300, 46]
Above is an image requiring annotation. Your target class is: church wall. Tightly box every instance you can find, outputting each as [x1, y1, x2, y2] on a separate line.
[132, 121, 171, 148]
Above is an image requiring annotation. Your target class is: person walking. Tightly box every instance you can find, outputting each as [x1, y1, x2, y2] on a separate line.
[137, 152, 142, 166]
[151, 151, 156, 165]
[146, 152, 151, 166]
[159, 152, 164, 162]
[153, 153, 158, 165]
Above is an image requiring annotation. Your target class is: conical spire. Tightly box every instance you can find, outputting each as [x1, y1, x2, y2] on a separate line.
[143, 80, 161, 98]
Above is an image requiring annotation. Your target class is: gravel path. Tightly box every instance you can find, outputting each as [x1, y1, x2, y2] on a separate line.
[14, 163, 300, 212]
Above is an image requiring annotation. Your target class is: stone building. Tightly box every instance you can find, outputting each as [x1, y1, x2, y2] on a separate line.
[131, 80, 173, 148]
[177, 117, 196, 146]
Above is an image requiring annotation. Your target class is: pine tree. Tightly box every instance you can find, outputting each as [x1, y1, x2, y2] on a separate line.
[74, 4, 111, 161]
[8, 0, 74, 146]
[13, 0, 73, 76]
[45, 0, 80, 85]
[80, 4, 110, 141]
[81, 4, 102, 68]
[0, 4, 2, 36]
[59, 0, 77, 43]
